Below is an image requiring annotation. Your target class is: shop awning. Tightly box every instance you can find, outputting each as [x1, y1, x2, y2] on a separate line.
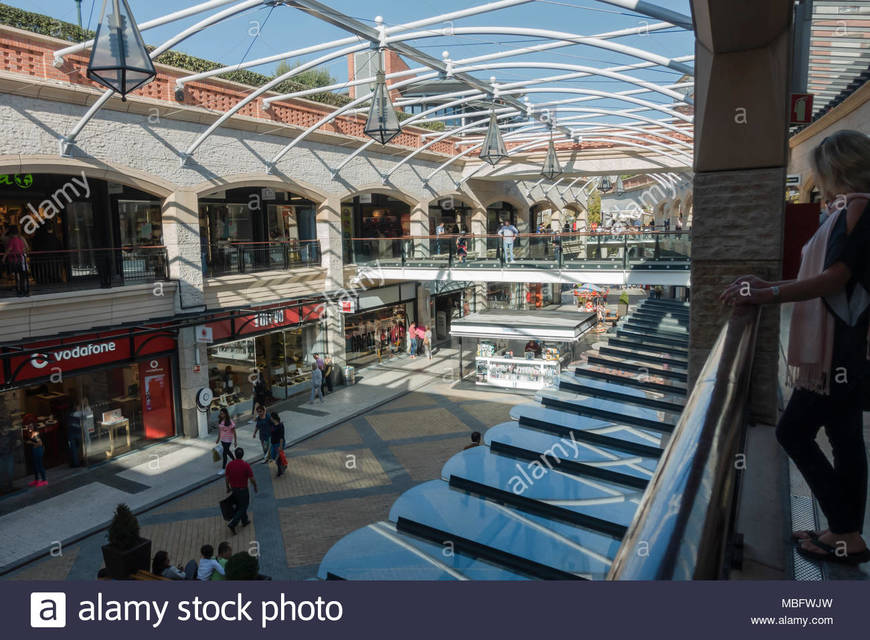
[449, 310, 597, 342]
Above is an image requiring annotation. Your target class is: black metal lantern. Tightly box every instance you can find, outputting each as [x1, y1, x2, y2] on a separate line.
[541, 132, 562, 180]
[616, 175, 625, 196]
[599, 175, 613, 193]
[364, 68, 402, 145]
[479, 112, 508, 166]
[87, 0, 156, 99]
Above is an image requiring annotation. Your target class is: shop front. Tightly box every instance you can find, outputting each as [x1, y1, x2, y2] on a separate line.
[0, 173, 166, 296]
[203, 302, 326, 425]
[342, 283, 417, 368]
[449, 309, 597, 391]
[342, 193, 412, 263]
[427, 282, 475, 344]
[0, 327, 178, 486]
[199, 187, 318, 276]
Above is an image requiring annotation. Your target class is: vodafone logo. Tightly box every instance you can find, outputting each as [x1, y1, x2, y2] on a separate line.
[29, 342, 117, 369]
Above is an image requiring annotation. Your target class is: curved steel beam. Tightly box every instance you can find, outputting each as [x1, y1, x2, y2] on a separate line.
[330, 91, 487, 177]
[388, 27, 694, 76]
[54, 0, 245, 65]
[383, 109, 520, 181]
[456, 62, 690, 104]
[269, 71, 441, 167]
[182, 41, 368, 160]
[499, 87, 692, 123]
[62, 0, 265, 149]
[594, 0, 693, 30]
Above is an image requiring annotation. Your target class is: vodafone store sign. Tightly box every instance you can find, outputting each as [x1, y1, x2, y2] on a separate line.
[29, 342, 118, 369]
[9, 329, 176, 384]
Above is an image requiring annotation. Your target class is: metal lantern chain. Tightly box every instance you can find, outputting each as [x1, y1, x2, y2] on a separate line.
[599, 175, 613, 193]
[364, 49, 403, 145]
[86, 0, 156, 100]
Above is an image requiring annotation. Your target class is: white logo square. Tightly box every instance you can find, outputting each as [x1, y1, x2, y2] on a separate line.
[30, 592, 67, 628]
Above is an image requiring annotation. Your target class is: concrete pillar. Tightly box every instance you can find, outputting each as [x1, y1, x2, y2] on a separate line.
[410, 201, 430, 259]
[317, 194, 348, 367]
[162, 190, 204, 311]
[471, 207, 487, 259]
[689, 0, 792, 425]
[473, 282, 488, 312]
[177, 326, 210, 438]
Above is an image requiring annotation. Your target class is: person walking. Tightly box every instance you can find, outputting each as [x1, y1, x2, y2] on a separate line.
[251, 368, 267, 415]
[24, 427, 46, 487]
[215, 408, 236, 475]
[498, 219, 518, 264]
[251, 405, 271, 462]
[225, 447, 258, 534]
[720, 129, 870, 565]
[322, 356, 334, 395]
[268, 412, 286, 477]
[408, 322, 417, 358]
[310, 364, 324, 404]
[0, 424, 20, 493]
[3, 227, 28, 296]
[424, 326, 433, 360]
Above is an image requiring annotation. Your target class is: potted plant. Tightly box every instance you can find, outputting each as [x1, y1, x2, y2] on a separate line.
[101, 503, 151, 579]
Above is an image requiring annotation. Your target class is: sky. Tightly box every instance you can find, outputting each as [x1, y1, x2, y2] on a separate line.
[4, 0, 695, 121]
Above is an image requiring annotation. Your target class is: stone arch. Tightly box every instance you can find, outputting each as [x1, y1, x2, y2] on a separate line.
[339, 184, 418, 207]
[0, 155, 175, 198]
[191, 173, 328, 204]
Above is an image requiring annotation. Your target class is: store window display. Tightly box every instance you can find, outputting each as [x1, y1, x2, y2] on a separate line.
[344, 305, 409, 367]
[0, 363, 171, 485]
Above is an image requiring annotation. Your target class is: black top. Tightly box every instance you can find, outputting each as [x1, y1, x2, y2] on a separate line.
[270, 422, 285, 445]
[823, 200, 870, 392]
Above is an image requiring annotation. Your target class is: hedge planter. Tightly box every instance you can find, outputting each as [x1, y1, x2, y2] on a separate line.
[101, 538, 151, 580]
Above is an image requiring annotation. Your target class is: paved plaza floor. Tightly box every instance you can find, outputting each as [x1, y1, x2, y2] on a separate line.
[3, 379, 529, 580]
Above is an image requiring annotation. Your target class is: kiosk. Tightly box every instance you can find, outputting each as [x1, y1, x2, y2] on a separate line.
[449, 310, 597, 391]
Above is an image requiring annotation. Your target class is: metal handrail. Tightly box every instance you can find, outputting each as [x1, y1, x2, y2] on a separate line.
[608, 304, 760, 580]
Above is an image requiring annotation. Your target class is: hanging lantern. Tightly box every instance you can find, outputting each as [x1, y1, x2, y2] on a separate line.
[364, 68, 402, 145]
[541, 136, 562, 180]
[616, 175, 625, 196]
[599, 175, 613, 193]
[479, 112, 508, 166]
[86, 0, 156, 99]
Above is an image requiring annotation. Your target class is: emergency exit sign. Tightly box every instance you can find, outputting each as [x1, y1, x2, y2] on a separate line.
[789, 93, 814, 125]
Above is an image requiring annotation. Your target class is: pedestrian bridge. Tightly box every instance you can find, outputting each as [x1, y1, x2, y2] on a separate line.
[350, 232, 690, 286]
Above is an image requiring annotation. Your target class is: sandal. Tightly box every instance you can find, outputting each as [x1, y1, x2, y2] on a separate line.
[791, 529, 825, 542]
[796, 539, 870, 565]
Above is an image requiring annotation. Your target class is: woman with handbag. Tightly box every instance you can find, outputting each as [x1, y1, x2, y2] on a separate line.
[720, 130, 870, 564]
[268, 413, 286, 477]
[215, 408, 236, 475]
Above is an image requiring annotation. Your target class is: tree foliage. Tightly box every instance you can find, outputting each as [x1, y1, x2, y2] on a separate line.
[274, 60, 335, 89]
[587, 190, 602, 225]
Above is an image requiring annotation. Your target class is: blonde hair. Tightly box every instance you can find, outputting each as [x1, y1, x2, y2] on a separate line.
[811, 129, 870, 196]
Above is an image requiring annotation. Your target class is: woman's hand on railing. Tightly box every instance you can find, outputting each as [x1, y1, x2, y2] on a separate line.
[720, 275, 775, 306]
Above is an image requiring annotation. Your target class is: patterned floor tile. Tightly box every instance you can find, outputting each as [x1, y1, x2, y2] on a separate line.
[273, 449, 390, 499]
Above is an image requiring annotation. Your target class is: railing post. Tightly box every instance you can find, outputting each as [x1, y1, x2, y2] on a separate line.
[238, 246, 245, 274]
[654, 234, 661, 259]
[448, 237, 454, 268]
[623, 237, 628, 270]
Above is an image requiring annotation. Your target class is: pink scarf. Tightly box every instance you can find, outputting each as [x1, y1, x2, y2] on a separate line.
[787, 210, 841, 394]
[788, 194, 870, 394]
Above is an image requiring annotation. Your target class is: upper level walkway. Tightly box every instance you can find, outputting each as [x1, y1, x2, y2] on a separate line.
[351, 231, 691, 286]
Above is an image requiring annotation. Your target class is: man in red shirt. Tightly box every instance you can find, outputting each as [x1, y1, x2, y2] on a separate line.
[225, 448, 258, 534]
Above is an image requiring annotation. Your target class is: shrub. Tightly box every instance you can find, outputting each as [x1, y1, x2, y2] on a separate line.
[225, 551, 259, 580]
[107, 504, 140, 550]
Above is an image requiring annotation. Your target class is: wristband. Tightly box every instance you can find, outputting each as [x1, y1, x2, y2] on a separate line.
[771, 285, 780, 300]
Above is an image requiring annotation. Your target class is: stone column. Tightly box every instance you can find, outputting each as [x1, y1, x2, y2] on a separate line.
[473, 282, 487, 312]
[162, 190, 204, 311]
[689, 0, 792, 425]
[162, 190, 207, 439]
[317, 194, 348, 367]
[410, 201, 430, 259]
[177, 327, 210, 438]
[470, 207, 487, 259]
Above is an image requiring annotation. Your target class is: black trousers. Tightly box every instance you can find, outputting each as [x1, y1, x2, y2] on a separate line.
[221, 441, 235, 469]
[228, 487, 250, 527]
[776, 386, 867, 534]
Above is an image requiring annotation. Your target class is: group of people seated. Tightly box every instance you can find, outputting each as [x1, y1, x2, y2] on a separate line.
[147, 541, 269, 581]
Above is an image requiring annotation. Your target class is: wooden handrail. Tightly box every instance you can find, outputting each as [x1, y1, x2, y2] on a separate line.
[608, 304, 760, 580]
